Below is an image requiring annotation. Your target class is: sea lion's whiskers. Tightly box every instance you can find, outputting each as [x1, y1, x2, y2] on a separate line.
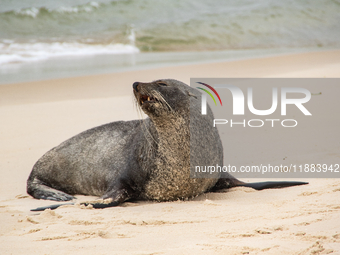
[132, 94, 139, 111]
[134, 94, 159, 148]
[134, 97, 146, 122]
[153, 91, 173, 112]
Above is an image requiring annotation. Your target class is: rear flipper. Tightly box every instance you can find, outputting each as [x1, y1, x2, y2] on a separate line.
[30, 179, 134, 211]
[30, 202, 75, 211]
[27, 178, 75, 201]
[30, 201, 121, 211]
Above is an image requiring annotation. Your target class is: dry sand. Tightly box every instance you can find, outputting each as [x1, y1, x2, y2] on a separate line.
[0, 50, 340, 255]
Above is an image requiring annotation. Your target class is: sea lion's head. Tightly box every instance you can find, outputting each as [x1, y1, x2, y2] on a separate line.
[133, 79, 196, 120]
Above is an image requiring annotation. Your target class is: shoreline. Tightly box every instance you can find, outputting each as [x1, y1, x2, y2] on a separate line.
[0, 46, 337, 85]
[1, 49, 340, 107]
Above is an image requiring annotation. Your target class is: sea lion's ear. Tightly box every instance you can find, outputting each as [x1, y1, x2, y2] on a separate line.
[187, 91, 197, 99]
[157, 82, 167, 86]
[155, 80, 168, 86]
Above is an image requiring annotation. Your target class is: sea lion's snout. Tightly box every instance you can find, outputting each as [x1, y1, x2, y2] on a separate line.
[133, 82, 159, 107]
[139, 94, 158, 105]
[133, 79, 190, 116]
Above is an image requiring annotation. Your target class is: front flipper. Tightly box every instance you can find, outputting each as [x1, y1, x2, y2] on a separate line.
[240, 181, 309, 190]
[210, 178, 308, 192]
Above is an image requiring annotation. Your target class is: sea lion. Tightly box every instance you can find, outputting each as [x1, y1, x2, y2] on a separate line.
[27, 79, 307, 211]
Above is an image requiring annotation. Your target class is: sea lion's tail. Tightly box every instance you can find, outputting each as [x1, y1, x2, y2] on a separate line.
[30, 201, 121, 212]
[238, 181, 308, 190]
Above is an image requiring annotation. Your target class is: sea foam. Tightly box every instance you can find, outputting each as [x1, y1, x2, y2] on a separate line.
[0, 42, 139, 65]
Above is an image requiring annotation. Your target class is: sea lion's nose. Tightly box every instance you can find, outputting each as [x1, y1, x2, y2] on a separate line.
[133, 82, 139, 92]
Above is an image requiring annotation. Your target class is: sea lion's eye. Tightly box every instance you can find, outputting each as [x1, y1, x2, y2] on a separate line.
[157, 82, 167, 86]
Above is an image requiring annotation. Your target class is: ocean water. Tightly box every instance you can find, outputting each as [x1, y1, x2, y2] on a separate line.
[1, 0, 340, 66]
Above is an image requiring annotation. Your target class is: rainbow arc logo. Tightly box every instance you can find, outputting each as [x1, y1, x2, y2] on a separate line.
[196, 82, 222, 115]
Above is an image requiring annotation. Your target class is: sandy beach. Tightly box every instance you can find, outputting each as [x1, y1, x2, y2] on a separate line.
[1, 50, 340, 254]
